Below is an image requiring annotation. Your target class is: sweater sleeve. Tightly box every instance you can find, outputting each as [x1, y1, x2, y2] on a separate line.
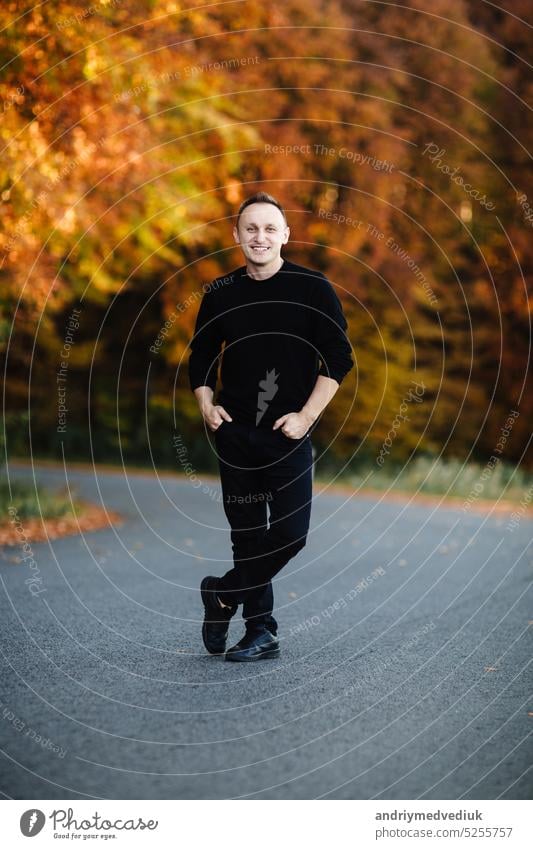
[188, 289, 225, 392]
[312, 276, 354, 385]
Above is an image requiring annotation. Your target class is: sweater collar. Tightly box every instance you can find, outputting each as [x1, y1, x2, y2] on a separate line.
[240, 258, 286, 282]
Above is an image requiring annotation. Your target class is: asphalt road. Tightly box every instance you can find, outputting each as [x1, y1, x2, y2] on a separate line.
[0, 462, 531, 800]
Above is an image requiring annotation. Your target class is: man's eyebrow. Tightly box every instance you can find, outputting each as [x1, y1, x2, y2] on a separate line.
[244, 221, 280, 226]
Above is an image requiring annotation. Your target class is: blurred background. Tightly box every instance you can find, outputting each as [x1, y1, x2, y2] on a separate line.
[1, 0, 531, 492]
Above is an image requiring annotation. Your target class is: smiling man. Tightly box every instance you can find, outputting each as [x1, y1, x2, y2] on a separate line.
[188, 191, 353, 661]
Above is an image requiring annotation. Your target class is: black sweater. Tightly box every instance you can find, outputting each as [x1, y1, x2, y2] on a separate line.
[188, 258, 353, 428]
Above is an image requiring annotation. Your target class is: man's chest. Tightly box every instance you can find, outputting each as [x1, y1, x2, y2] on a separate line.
[220, 292, 313, 342]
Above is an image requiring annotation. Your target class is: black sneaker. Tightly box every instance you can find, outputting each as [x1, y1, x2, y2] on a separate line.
[200, 576, 237, 655]
[243, 616, 278, 637]
[225, 625, 280, 662]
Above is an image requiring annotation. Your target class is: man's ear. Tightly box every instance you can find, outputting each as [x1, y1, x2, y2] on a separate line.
[232, 225, 240, 245]
[282, 226, 290, 245]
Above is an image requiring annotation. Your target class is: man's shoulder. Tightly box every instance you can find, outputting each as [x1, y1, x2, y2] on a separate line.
[204, 266, 244, 296]
[282, 259, 329, 286]
[202, 267, 243, 305]
[283, 261, 335, 302]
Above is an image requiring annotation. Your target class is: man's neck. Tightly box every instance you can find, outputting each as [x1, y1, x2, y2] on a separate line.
[244, 256, 285, 281]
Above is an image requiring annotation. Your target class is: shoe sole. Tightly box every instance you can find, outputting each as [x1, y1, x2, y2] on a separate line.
[201, 577, 237, 618]
[202, 623, 226, 655]
[200, 575, 237, 656]
[200, 576, 215, 611]
[201, 577, 229, 655]
[225, 648, 280, 662]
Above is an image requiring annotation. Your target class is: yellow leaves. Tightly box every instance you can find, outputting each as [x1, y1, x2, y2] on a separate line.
[0, 0, 530, 482]
[83, 45, 108, 80]
[225, 179, 241, 204]
[78, 259, 122, 295]
[56, 208, 77, 234]
[27, 120, 49, 159]
[54, 340, 95, 369]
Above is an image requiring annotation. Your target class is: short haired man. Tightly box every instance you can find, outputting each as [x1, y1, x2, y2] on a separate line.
[188, 192, 353, 661]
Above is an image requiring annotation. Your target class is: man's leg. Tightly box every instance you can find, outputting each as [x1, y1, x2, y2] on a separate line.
[213, 421, 277, 631]
[243, 580, 278, 636]
[217, 429, 313, 609]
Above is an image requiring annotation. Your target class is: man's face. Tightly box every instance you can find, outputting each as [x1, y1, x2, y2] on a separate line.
[233, 203, 289, 267]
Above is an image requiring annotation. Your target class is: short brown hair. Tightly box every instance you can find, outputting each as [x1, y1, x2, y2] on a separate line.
[236, 192, 287, 226]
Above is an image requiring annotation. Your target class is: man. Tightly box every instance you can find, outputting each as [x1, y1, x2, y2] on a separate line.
[188, 191, 353, 661]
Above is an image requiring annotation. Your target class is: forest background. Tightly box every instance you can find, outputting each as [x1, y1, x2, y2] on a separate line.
[1, 0, 531, 484]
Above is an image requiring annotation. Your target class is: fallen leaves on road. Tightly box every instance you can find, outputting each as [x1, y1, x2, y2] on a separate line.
[0, 502, 123, 547]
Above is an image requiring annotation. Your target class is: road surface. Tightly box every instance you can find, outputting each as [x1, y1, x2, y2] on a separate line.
[0, 462, 531, 799]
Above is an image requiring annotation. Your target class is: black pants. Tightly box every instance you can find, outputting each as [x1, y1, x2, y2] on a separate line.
[213, 419, 314, 634]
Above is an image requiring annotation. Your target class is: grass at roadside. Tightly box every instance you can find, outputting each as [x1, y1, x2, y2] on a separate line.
[6, 453, 533, 516]
[315, 455, 533, 506]
[0, 477, 122, 546]
[0, 478, 81, 520]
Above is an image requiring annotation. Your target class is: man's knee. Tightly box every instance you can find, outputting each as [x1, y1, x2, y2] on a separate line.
[270, 529, 308, 559]
[291, 534, 307, 555]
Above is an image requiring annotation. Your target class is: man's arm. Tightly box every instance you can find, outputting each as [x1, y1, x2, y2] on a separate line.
[193, 385, 232, 430]
[312, 274, 354, 385]
[274, 275, 353, 438]
[300, 374, 340, 425]
[193, 386, 214, 412]
[273, 374, 339, 437]
[188, 290, 232, 431]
